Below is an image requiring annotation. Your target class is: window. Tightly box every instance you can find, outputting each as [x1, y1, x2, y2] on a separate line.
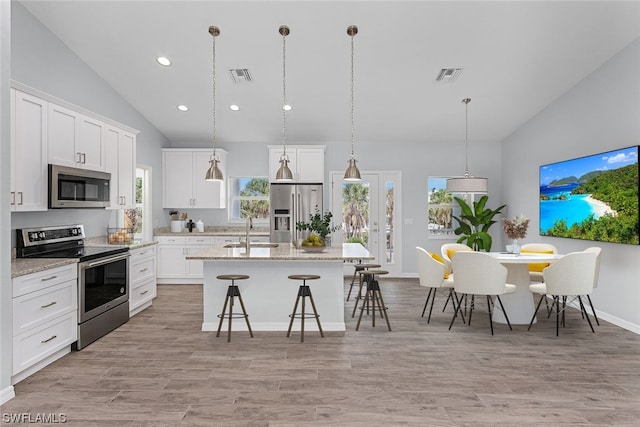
[124, 167, 151, 240]
[229, 177, 269, 223]
[427, 177, 460, 239]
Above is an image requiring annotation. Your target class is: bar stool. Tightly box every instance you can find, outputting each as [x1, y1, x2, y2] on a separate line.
[355, 270, 391, 331]
[286, 274, 324, 342]
[215, 274, 253, 342]
[351, 265, 382, 318]
[347, 263, 381, 301]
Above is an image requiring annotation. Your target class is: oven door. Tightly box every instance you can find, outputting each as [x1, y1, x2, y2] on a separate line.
[78, 252, 130, 323]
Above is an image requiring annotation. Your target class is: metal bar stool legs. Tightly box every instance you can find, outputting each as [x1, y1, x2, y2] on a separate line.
[350, 264, 381, 318]
[287, 275, 324, 342]
[355, 270, 391, 331]
[215, 274, 253, 342]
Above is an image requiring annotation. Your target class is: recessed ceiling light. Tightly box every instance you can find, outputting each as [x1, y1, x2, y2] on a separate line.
[177, 105, 189, 112]
[229, 105, 240, 111]
[283, 104, 292, 111]
[157, 56, 172, 66]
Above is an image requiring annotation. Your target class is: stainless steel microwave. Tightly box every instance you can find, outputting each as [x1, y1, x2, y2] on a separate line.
[49, 164, 111, 208]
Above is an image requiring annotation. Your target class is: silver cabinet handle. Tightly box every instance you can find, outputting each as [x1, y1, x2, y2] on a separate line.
[41, 335, 57, 344]
[41, 301, 57, 308]
[140, 290, 149, 295]
[81, 153, 86, 164]
[77, 152, 82, 163]
[10, 192, 15, 206]
[18, 192, 23, 205]
[139, 268, 148, 273]
[41, 275, 58, 282]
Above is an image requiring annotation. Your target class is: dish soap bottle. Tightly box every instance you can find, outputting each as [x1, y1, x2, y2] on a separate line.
[196, 219, 204, 233]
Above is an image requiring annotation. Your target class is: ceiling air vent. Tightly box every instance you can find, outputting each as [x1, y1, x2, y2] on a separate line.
[435, 68, 463, 83]
[229, 68, 252, 84]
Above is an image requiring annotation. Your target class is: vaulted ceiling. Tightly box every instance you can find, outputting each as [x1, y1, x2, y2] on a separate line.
[20, 1, 640, 146]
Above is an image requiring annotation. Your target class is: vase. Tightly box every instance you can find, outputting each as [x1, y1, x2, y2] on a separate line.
[510, 239, 521, 254]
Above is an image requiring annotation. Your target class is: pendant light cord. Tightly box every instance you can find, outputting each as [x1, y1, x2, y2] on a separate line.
[350, 30, 355, 159]
[281, 26, 289, 157]
[463, 98, 471, 178]
[210, 27, 218, 160]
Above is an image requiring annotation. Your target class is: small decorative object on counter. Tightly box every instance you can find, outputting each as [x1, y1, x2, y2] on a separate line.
[196, 219, 204, 232]
[502, 214, 529, 254]
[296, 207, 340, 249]
[186, 219, 195, 232]
[107, 228, 133, 244]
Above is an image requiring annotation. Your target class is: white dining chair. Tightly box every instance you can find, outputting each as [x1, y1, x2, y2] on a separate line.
[583, 246, 602, 326]
[449, 251, 516, 335]
[527, 251, 598, 336]
[440, 243, 472, 274]
[415, 247, 455, 323]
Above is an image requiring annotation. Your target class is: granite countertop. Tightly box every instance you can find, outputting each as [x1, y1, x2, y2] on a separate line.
[186, 242, 373, 262]
[11, 238, 157, 278]
[154, 225, 270, 237]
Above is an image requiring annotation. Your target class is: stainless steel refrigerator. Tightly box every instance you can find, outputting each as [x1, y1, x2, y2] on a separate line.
[270, 183, 323, 244]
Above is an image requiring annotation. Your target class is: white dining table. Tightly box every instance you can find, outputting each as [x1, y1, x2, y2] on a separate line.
[488, 252, 564, 325]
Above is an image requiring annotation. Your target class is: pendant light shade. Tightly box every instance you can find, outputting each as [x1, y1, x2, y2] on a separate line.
[446, 98, 487, 193]
[275, 25, 294, 182]
[205, 25, 224, 182]
[344, 25, 362, 182]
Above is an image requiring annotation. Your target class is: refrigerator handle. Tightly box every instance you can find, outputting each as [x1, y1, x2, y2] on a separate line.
[297, 193, 302, 243]
[292, 193, 296, 244]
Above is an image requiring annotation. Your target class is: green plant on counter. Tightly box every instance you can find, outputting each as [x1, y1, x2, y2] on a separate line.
[453, 195, 506, 251]
[296, 207, 340, 243]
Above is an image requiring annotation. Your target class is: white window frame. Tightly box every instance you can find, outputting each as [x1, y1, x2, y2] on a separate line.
[228, 176, 270, 224]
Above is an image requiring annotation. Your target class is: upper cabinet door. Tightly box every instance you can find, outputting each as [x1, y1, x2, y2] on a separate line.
[48, 103, 80, 169]
[79, 115, 106, 171]
[163, 151, 194, 209]
[11, 90, 49, 211]
[118, 132, 136, 208]
[296, 147, 324, 182]
[192, 151, 226, 209]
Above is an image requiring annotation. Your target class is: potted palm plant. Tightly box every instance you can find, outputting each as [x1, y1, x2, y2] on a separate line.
[453, 195, 506, 252]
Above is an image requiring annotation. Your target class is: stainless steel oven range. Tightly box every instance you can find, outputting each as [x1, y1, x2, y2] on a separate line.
[17, 224, 130, 349]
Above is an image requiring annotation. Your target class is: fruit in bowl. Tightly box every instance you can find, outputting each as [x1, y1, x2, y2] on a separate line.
[301, 234, 325, 247]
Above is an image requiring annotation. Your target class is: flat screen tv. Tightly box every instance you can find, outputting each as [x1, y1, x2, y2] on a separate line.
[539, 146, 639, 245]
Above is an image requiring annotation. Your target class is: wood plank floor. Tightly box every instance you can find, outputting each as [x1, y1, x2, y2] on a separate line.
[3, 279, 640, 426]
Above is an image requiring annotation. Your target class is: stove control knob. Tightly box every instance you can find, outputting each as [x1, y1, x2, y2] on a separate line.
[71, 228, 77, 235]
[30, 232, 39, 241]
[39, 232, 46, 239]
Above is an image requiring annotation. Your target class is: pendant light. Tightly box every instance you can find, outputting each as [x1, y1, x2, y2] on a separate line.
[446, 98, 488, 193]
[344, 25, 362, 181]
[205, 25, 224, 182]
[275, 25, 294, 181]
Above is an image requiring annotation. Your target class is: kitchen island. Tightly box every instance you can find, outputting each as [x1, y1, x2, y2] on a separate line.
[187, 243, 372, 332]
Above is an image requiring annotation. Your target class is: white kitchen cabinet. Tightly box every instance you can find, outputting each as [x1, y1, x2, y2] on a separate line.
[156, 235, 230, 284]
[162, 149, 227, 209]
[129, 245, 157, 316]
[12, 264, 78, 383]
[48, 103, 106, 171]
[106, 126, 136, 209]
[10, 89, 49, 212]
[268, 145, 325, 183]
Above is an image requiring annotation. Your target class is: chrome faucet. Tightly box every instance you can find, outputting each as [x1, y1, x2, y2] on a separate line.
[245, 216, 253, 250]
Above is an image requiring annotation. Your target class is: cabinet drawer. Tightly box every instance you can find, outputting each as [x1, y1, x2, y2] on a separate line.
[187, 236, 216, 245]
[13, 264, 77, 298]
[13, 281, 77, 335]
[13, 311, 77, 375]
[130, 246, 156, 260]
[130, 257, 156, 284]
[155, 236, 186, 245]
[130, 279, 156, 309]
[213, 236, 240, 244]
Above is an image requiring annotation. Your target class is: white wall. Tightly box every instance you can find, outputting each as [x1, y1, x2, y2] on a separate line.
[9, 2, 170, 239]
[502, 38, 640, 331]
[1, 0, 15, 405]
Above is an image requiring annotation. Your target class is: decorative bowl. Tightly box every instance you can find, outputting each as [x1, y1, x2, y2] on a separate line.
[300, 245, 327, 253]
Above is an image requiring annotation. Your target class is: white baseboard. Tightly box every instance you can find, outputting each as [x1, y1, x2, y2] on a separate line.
[0, 385, 15, 405]
[562, 299, 640, 335]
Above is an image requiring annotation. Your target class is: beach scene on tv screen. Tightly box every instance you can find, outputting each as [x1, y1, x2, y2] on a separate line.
[539, 146, 639, 244]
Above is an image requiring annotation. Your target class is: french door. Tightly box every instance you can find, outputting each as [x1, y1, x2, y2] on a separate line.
[330, 171, 402, 276]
